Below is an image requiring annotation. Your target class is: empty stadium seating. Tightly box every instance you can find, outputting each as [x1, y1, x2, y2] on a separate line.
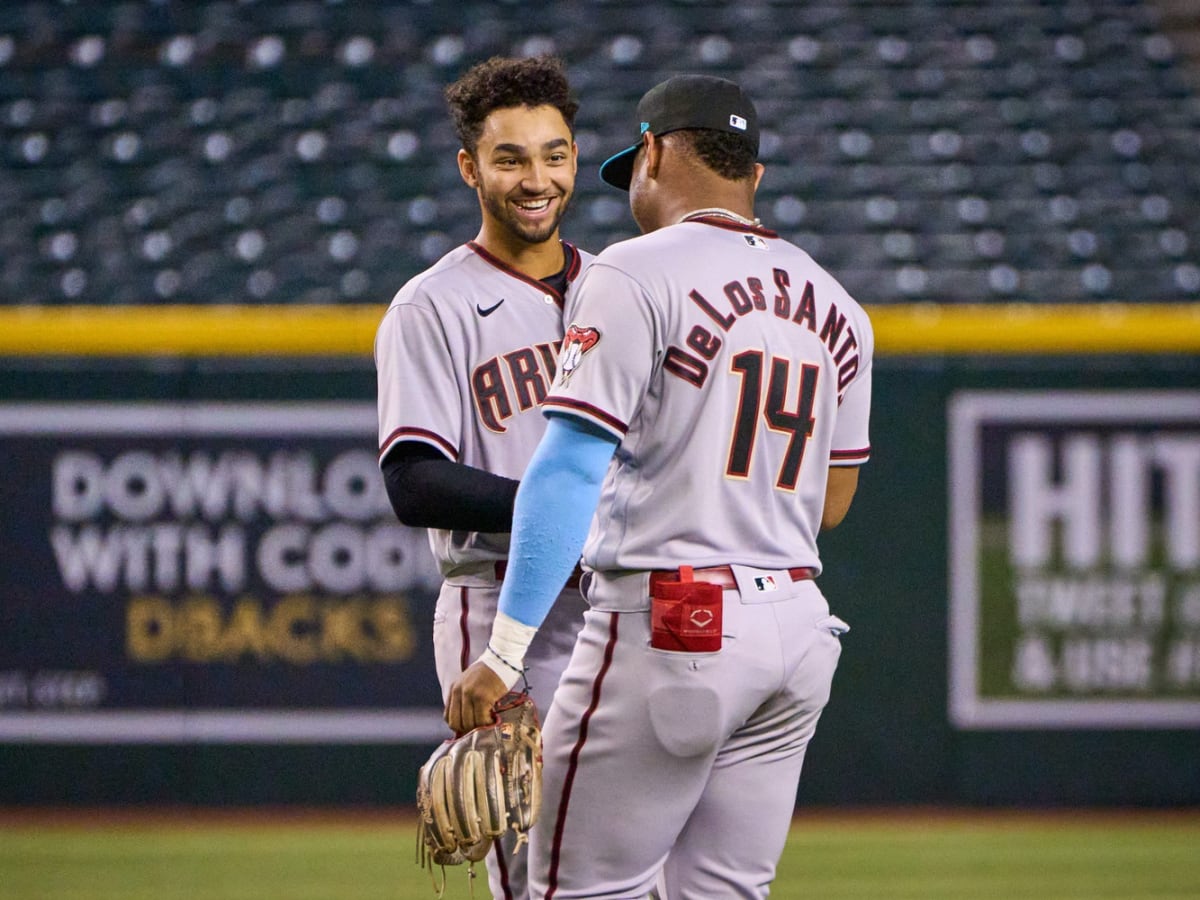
[0, 0, 1197, 305]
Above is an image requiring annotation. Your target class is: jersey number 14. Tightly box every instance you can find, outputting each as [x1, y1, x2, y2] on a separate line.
[726, 350, 819, 492]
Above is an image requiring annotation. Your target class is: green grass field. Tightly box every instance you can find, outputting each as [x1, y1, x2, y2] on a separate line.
[2, 809, 1198, 900]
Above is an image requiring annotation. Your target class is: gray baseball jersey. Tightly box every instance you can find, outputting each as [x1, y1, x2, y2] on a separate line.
[527, 215, 871, 898]
[376, 239, 594, 900]
[375, 239, 594, 580]
[545, 216, 872, 585]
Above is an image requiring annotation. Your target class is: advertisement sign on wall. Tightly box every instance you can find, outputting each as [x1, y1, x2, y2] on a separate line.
[949, 390, 1200, 728]
[0, 403, 448, 743]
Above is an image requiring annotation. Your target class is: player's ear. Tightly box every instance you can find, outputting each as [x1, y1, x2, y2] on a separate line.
[642, 131, 662, 179]
[752, 162, 765, 190]
[458, 148, 479, 188]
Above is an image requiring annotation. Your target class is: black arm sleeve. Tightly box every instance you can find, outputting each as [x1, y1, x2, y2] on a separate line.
[381, 441, 519, 532]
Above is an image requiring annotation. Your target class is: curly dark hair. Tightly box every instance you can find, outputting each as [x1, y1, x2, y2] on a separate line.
[445, 56, 580, 154]
[671, 129, 758, 182]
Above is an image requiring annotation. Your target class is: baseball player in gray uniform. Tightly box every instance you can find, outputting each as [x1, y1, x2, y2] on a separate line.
[447, 74, 873, 899]
[374, 56, 594, 900]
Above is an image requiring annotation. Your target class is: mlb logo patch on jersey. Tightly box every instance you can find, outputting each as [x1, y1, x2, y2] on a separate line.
[559, 324, 601, 382]
[743, 234, 769, 250]
[753, 575, 778, 592]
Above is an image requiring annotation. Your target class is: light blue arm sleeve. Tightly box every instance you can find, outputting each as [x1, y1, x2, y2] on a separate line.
[497, 414, 619, 628]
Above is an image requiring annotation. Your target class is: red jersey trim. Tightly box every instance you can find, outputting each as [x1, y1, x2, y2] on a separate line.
[683, 216, 779, 239]
[546, 611, 620, 899]
[378, 426, 457, 462]
[466, 240, 583, 309]
[563, 241, 582, 280]
[543, 397, 628, 436]
[830, 446, 870, 465]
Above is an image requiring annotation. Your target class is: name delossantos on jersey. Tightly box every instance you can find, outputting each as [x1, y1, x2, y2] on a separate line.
[662, 268, 862, 398]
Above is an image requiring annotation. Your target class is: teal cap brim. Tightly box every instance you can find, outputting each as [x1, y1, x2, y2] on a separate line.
[598, 143, 638, 190]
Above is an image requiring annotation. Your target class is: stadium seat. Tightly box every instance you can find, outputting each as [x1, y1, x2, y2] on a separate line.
[0, 0, 1196, 304]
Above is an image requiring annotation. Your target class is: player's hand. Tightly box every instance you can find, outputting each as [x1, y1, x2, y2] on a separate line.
[445, 661, 509, 735]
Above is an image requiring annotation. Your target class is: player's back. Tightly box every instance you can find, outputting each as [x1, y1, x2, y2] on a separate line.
[549, 216, 872, 574]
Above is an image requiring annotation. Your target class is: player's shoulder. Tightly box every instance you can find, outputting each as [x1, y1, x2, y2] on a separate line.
[789, 240, 870, 317]
[592, 220, 787, 264]
[595, 225, 675, 260]
[785, 241, 875, 348]
[384, 244, 479, 311]
[584, 222, 797, 281]
[578, 229, 672, 284]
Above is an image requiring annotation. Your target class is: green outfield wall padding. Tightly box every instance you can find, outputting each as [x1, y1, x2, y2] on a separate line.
[0, 353, 1196, 807]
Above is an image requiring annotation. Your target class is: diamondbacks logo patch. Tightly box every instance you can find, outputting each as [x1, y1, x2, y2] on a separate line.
[559, 324, 600, 382]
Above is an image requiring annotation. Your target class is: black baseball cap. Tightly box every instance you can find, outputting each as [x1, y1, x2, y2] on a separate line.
[598, 74, 760, 191]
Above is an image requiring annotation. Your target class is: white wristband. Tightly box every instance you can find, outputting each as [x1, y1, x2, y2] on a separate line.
[478, 612, 538, 690]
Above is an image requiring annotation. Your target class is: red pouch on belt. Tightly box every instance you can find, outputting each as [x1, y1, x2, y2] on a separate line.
[649, 566, 723, 652]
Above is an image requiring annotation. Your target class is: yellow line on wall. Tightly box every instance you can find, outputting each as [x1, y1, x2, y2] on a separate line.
[867, 303, 1200, 355]
[0, 303, 1197, 357]
[0, 305, 385, 357]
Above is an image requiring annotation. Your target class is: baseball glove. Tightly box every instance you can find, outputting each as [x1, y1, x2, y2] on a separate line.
[416, 692, 543, 876]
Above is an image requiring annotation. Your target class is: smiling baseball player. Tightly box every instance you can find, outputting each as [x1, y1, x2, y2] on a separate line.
[374, 56, 595, 900]
[447, 74, 873, 898]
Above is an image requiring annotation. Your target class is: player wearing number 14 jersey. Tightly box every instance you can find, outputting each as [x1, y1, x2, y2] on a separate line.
[549, 209, 871, 572]
[447, 73, 872, 898]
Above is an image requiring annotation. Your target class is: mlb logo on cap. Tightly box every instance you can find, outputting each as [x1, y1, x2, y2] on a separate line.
[599, 74, 760, 190]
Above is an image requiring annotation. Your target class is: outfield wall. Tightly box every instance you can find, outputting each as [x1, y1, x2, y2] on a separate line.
[0, 305, 1197, 807]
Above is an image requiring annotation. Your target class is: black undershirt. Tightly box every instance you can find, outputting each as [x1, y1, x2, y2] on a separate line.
[381, 260, 569, 533]
[541, 265, 569, 298]
[381, 442, 518, 532]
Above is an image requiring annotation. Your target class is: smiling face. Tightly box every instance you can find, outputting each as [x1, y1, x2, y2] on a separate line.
[459, 104, 578, 250]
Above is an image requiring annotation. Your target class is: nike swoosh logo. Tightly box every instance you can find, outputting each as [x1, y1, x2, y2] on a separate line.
[477, 299, 505, 317]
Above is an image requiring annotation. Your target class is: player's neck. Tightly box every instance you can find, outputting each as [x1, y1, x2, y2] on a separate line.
[660, 182, 758, 232]
[474, 227, 564, 279]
